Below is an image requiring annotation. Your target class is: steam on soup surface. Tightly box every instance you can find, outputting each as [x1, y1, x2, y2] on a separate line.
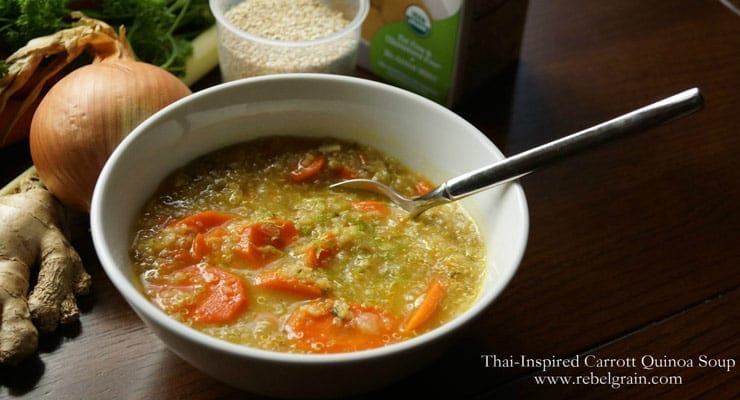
[130, 136, 485, 353]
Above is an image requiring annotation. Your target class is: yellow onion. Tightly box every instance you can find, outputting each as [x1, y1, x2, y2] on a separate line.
[30, 29, 191, 212]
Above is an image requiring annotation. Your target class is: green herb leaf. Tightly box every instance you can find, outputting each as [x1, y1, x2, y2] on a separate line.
[1, 0, 214, 78]
[0, 0, 72, 52]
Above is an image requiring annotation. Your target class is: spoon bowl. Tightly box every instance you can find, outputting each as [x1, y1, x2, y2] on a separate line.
[330, 178, 452, 217]
[332, 88, 704, 216]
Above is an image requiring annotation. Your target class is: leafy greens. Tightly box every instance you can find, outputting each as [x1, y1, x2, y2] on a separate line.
[0, 0, 214, 78]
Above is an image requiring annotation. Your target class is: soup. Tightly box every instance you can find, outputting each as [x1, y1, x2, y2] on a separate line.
[130, 136, 485, 353]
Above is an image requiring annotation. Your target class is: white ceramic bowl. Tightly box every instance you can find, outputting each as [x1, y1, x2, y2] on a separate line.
[91, 74, 528, 399]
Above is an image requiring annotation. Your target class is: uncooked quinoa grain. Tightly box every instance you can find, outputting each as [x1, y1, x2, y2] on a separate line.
[227, 0, 349, 41]
[218, 0, 359, 80]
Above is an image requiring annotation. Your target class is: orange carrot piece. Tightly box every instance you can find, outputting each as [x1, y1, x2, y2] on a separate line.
[404, 279, 445, 332]
[331, 165, 359, 179]
[414, 180, 434, 196]
[256, 272, 323, 298]
[304, 233, 337, 268]
[234, 220, 297, 268]
[285, 299, 400, 353]
[233, 243, 276, 269]
[144, 265, 248, 325]
[187, 267, 249, 324]
[189, 233, 209, 260]
[173, 210, 235, 232]
[304, 245, 334, 268]
[170, 225, 225, 264]
[351, 200, 390, 216]
[289, 153, 326, 182]
[250, 219, 298, 248]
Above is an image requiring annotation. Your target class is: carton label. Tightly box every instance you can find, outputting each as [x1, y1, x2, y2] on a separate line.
[363, 1, 462, 104]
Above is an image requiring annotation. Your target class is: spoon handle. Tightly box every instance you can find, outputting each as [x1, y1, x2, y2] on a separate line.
[441, 87, 704, 201]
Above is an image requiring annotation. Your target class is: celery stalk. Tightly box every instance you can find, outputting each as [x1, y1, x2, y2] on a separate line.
[181, 25, 220, 87]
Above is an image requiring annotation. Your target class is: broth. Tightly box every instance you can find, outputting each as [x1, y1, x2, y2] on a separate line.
[130, 136, 485, 353]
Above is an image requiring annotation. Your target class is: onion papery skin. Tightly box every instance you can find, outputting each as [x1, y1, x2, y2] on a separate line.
[0, 96, 41, 147]
[30, 59, 191, 212]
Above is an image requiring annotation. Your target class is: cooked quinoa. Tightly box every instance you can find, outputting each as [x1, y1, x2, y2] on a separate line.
[130, 136, 486, 353]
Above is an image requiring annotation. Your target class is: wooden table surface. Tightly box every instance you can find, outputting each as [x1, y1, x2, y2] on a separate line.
[1, 1, 738, 399]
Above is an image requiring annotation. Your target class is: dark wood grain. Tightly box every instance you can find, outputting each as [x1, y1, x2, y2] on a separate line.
[1, 1, 738, 399]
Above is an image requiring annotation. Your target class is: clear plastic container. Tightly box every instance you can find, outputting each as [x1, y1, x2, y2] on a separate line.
[210, 0, 369, 81]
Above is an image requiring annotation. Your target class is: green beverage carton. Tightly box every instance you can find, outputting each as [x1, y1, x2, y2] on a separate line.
[358, 0, 528, 107]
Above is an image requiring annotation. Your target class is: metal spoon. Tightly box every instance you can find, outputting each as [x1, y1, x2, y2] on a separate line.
[330, 88, 704, 217]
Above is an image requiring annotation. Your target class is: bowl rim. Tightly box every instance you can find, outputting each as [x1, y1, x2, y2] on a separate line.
[210, 0, 370, 48]
[91, 73, 529, 365]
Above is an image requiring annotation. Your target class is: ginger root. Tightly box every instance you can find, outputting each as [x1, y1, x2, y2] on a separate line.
[0, 176, 91, 365]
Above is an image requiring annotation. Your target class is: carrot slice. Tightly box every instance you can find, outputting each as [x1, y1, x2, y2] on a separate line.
[286, 299, 401, 353]
[351, 200, 390, 217]
[331, 165, 359, 179]
[252, 219, 298, 248]
[256, 272, 323, 298]
[144, 265, 248, 325]
[234, 219, 298, 268]
[289, 153, 326, 182]
[404, 279, 445, 332]
[304, 233, 337, 268]
[172, 210, 235, 232]
[233, 244, 276, 268]
[414, 180, 434, 196]
[187, 267, 248, 324]
[190, 233, 210, 260]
